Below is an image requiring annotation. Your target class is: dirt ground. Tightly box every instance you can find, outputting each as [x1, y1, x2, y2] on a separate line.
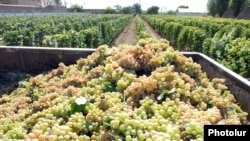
[114, 17, 161, 46]
[143, 19, 162, 39]
[113, 18, 137, 46]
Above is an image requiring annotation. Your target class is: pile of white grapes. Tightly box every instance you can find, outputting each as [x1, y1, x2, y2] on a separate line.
[0, 38, 248, 141]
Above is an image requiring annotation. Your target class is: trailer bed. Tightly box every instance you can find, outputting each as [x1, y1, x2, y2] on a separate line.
[1, 46, 250, 120]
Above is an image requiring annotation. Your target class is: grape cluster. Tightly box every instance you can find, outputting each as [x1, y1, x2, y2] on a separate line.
[0, 38, 248, 140]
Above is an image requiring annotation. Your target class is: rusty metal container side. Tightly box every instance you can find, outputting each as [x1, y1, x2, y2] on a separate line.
[0, 46, 95, 72]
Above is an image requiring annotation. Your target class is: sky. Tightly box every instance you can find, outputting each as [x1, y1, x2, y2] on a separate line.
[63, 0, 208, 12]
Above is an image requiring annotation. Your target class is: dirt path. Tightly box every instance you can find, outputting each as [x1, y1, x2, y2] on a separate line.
[114, 16, 161, 46]
[143, 19, 162, 39]
[114, 18, 137, 46]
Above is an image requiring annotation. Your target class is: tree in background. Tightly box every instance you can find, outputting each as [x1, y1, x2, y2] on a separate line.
[245, 0, 250, 5]
[55, 0, 62, 6]
[178, 5, 189, 8]
[208, 0, 250, 17]
[114, 5, 122, 11]
[217, 0, 230, 17]
[122, 6, 134, 14]
[69, 4, 83, 12]
[207, 0, 229, 17]
[146, 6, 159, 14]
[207, 0, 218, 17]
[229, 0, 246, 17]
[105, 7, 116, 14]
[167, 10, 176, 15]
[133, 3, 142, 14]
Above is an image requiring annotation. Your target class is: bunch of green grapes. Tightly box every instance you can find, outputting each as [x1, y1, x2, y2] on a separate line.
[0, 38, 248, 141]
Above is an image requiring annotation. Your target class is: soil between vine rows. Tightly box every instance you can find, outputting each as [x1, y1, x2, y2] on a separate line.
[114, 17, 161, 46]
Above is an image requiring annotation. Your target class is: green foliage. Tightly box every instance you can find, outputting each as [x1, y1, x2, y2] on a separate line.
[100, 16, 131, 44]
[122, 6, 134, 14]
[157, 88, 176, 101]
[245, 0, 250, 6]
[103, 80, 116, 92]
[133, 3, 142, 14]
[177, 26, 206, 51]
[70, 101, 86, 114]
[163, 22, 183, 47]
[105, 7, 116, 14]
[173, 26, 190, 50]
[70, 97, 88, 115]
[207, 0, 218, 17]
[207, 0, 250, 17]
[222, 37, 250, 77]
[113, 5, 122, 11]
[82, 27, 103, 48]
[103, 117, 113, 130]
[42, 27, 101, 48]
[146, 6, 159, 14]
[54, 0, 62, 6]
[42, 33, 71, 47]
[207, 0, 230, 17]
[202, 38, 212, 55]
[135, 16, 151, 40]
[208, 35, 232, 60]
[0, 14, 132, 47]
[166, 10, 176, 15]
[142, 15, 250, 77]
[217, 0, 230, 17]
[178, 5, 189, 8]
[191, 29, 206, 52]
[213, 24, 249, 41]
[3, 30, 20, 46]
[229, 0, 246, 16]
[69, 4, 83, 12]
[200, 23, 221, 37]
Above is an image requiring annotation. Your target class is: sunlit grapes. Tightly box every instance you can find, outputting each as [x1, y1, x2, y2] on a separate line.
[0, 38, 248, 140]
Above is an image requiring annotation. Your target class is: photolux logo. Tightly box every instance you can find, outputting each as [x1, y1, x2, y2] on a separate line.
[204, 125, 250, 141]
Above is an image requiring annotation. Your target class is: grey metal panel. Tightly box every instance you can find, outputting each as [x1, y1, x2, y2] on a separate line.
[0, 46, 95, 72]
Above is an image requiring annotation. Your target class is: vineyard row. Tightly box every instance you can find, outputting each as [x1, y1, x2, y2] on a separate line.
[0, 14, 132, 48]
[142, 15, 250, 78]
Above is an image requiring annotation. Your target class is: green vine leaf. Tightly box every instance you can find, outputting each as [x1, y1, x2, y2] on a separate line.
[103, 80, 116, 92]
[70, 97, 87, 114]
[157, 88, 176, 101]
[103, 117, 113, 130]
